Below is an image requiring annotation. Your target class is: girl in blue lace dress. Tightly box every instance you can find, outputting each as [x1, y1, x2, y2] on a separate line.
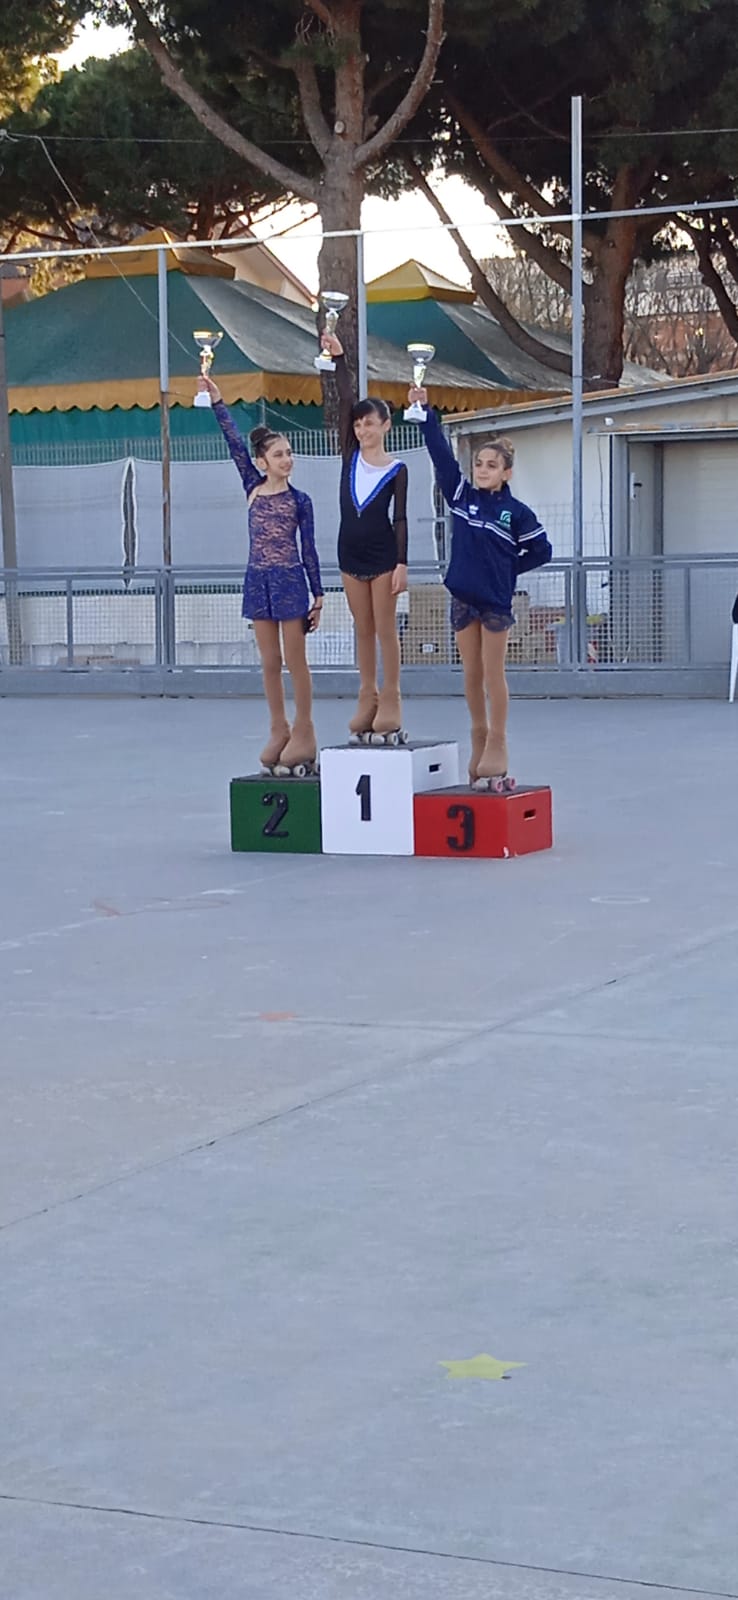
[200, 376, 324, 770]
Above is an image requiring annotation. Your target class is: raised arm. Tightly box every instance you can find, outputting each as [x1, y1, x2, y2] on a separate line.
[296, 493, 324, 600]
[321, 334, 357, 460]
[412, 394, 464, 506]
[199, 378, 262, 494]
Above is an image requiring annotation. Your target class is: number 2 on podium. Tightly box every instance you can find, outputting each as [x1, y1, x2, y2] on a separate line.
[356, 774, 371, 822]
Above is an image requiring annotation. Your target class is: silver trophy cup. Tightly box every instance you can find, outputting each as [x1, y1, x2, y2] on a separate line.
[403, 343, 436, 421]
[314, 291, 350, 372]
[193, 329, 223, 407]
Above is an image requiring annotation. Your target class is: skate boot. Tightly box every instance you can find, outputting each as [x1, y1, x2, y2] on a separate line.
[473, 733, 515, 794]
[468, 723, 488, 785]
[370, 686, 408, 747]
[273, 720, 318, 778]
[348, 685, 379, 746]
[260, 720, 290, 774]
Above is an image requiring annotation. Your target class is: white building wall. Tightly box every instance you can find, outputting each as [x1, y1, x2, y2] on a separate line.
[453, 383, 738, 560]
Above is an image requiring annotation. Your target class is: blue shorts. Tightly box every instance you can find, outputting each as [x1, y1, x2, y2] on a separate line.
[450, 597, 514, 633]
[242, 565, 309, 622]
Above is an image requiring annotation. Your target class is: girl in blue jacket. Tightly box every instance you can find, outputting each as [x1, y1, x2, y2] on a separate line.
[409, 384, 552, 787]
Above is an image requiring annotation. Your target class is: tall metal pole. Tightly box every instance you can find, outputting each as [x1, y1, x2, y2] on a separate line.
[571, 95, 585, 665]
[157, 246, 174, 665]
[356, 229, 368, 398]
[157, 246, 172, 568]
[0, 283, 22, 664]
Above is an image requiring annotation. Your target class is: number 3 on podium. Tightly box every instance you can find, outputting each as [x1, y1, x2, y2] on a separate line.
[446, 802, 475, 853]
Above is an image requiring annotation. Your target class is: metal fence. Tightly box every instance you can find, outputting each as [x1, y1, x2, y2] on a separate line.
[2, 557, 737, 675]
[11, 423, 425, 469]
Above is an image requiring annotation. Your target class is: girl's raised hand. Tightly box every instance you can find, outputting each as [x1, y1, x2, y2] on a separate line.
[321, 332, 343, 358]
[408, 384, 428, 406]
[198, 375, 221, 403]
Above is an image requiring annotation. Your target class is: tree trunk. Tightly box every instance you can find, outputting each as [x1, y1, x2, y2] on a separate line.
[317, 153, 363, 428]
[583, 238, 631, 389]
[583, 169, 646, 389]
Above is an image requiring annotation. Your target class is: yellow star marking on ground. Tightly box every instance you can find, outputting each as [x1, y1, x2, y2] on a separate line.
[440, 1354, 526, 1381]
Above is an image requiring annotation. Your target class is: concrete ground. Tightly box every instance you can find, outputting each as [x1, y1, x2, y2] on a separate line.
[2, 694, 738, 1600]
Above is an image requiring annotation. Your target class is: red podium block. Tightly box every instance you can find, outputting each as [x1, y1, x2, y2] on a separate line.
[413, 784, 552, 859]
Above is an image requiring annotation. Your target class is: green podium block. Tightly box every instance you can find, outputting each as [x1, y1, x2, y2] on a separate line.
[230, 775, 322, 854]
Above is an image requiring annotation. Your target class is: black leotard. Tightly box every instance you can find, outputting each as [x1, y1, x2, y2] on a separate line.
[334, 355, 408, 578]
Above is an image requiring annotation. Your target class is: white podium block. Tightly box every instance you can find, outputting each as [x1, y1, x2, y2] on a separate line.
[320, 741, 459, 856]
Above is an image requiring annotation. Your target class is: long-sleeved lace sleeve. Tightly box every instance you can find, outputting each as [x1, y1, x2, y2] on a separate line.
[212, 400, 262, 494]
[296, 494, 324, 598]
[393, 464, 409, 564]
[334, 354, 357, 461]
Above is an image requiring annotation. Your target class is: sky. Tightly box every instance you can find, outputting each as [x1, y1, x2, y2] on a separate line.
[55, 20, 507, 290]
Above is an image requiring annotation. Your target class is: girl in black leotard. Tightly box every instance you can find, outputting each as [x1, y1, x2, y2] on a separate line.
[322, 332, 408, 740]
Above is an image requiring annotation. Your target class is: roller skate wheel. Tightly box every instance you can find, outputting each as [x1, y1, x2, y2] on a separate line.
[292, 763, 309, 778]
[387, 731, 401, 747]
[400, 730, 409, 745]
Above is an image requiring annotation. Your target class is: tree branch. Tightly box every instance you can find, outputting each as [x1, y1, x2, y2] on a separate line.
[684, 217, 738, 343]
[354, 0, 444, 169]
[714, 215, 738, 293]
[365, 64, 407, 111]
[122, 0, 318, 203]
[306, 0, 334, 26]
[405, 159, 571, 376]
[447, 91, 601, 256]
[464, 152, 573, 295]
[293, 58, 331, 158]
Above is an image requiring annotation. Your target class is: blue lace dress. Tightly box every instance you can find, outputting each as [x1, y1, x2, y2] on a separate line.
[213, 401, 323, 621]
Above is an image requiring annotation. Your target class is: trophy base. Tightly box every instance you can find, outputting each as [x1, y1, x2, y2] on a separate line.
[314, 356, 336, 373]
[403, 403, 428, 422]
[194, 392, 212, 408]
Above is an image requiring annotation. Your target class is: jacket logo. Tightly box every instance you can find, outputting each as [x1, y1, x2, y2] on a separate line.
[499, 510, 512, 527]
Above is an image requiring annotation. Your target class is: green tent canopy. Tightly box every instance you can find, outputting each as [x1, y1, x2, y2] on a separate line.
[7, 235, 547, 449]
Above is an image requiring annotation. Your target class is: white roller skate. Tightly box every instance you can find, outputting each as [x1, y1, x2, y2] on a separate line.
[472, 733, 515, 794]
[348, 685, 379, 746]
[369, 686, 409, 748]
[260, 720, 290, 776]
[272, 720, 318, 779]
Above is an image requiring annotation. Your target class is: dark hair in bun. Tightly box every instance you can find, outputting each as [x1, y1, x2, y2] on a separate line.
[249, 424, 287, 457]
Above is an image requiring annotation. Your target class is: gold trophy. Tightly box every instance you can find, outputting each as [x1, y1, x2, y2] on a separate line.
[193, 329, 223, 407]
[314, 290, 350, 372]
[403, 343, 436, 421]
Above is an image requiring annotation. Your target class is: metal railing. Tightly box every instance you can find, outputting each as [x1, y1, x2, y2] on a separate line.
[1, 556, 737, 674]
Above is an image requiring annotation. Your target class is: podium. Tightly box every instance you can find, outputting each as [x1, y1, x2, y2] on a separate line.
[230, 774, 322, 854]
[414, 784, 552, 859]
[320, 741, 459, 855]
[229, 744, 553, 860]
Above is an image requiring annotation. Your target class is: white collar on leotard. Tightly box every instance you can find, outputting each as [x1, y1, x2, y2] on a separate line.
[352, 452, 401, 511]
